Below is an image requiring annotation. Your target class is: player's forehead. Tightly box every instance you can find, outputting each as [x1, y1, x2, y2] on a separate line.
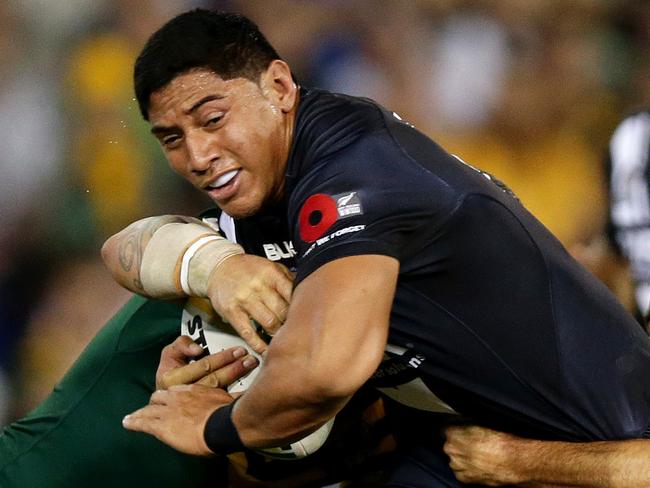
[148, 68, 252, 122]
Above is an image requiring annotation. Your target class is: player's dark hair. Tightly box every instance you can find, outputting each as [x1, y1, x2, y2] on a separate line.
[134, 9, 281, 119]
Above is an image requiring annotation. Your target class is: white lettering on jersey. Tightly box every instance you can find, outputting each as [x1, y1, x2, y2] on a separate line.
[376, 343, 459, 415]
[263, 241, 296, 261]
[302, 225, 366, 258]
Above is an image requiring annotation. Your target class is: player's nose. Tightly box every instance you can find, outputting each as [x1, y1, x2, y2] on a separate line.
[186, 130, 220, 175]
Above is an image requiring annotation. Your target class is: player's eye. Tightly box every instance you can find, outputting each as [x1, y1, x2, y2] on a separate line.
[161, 134, 181, 148]
[205, 115, 223, 127]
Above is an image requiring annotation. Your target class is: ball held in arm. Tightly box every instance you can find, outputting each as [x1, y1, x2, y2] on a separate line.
[188, 301, 334, 459]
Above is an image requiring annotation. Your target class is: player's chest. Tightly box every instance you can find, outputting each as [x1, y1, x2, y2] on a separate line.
[232, 213, 297, 270]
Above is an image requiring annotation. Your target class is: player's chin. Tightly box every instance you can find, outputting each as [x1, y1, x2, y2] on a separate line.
[214, 194, 264, 219]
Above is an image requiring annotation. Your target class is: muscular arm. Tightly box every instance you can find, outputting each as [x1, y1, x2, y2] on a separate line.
[444, 425, 650, 488]
[232, 254, 398, 447]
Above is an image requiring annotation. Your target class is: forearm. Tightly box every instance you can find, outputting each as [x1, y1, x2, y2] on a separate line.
[101, 215, 243, 299]
[231, 330, 352, 448]
[102, 215, 198, 294]
[500, 437, 650, 488]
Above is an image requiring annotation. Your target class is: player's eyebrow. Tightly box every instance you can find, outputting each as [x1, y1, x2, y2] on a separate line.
[150, 124, 176, 136]
[185, 94, 225, 115]
[150, 95, 226, 135]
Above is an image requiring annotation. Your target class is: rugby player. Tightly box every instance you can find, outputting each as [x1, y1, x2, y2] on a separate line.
[105, 9, 650, 486]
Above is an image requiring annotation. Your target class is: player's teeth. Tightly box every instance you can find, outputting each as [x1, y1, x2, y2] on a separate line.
[210, 169, 239, 189]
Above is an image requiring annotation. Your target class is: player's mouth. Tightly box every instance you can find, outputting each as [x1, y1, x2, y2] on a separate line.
[204, 168, 242, 201]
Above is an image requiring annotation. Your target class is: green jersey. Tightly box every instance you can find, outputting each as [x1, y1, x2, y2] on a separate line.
[0, 295, 227, 488]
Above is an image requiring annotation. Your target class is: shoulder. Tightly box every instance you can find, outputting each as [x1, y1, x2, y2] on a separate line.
[297, 87, 386, 134]
[288, 88, 390, 176]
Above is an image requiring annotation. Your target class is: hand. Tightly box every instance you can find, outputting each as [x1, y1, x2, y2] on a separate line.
[123, 384, 234, 456]
[443, 425, 522, 486]
[207, 254, 294, 354]
[156, 335, 259, 390]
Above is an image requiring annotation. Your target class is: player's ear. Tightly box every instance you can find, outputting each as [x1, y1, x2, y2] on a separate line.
[261, 60, 297, 113]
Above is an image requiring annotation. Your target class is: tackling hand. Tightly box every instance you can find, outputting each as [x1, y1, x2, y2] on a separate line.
[123, 384, 235, 456]
[156, 335, 258, 390]
[443, 425, 521, 486]
[123, 335, 259, 456]
[207, 254, 294, 354]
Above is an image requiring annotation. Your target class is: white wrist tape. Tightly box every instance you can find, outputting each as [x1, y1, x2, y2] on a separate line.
[140, 222, 244, 298]
[179, 236, 222, 295]
[184, 236, 244, 296]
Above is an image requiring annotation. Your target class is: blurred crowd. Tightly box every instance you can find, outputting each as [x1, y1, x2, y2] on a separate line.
[0, 0, 648, 426]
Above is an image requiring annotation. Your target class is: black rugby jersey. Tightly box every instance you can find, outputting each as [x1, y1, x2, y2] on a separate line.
[208, 88, 650, 443]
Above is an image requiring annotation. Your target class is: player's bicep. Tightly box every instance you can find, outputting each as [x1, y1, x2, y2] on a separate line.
[232, 255, 397, 448]
[274, 254, 398, 398]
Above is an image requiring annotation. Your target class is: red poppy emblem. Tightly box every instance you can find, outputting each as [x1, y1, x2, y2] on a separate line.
[298, 194, 338, 243]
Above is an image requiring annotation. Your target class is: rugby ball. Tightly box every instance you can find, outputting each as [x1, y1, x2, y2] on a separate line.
[181, 298, 334, 459]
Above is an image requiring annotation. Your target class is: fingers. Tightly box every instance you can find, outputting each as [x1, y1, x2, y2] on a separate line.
[122, 404, 166, 432]
[443, 425, 461, 439]
[238, 269, 291, 335]
[156, 335, 207, 389]
[196, 354, 258, 387]
[276, 265, 294, 304]
[234, 263, 291, 334]
[443, 425, 475, 452]
[160, 346, 257, 388]
[261, 289, 290, 332]
[227, 309, 268, 354]
[246, 300, 284, 336]
[207, 256, 293, 346]
[160, 335, 204, 367]
[150, 389, 168, 405]
[123, 386, 232, 456]
[444, 424, 493, 444]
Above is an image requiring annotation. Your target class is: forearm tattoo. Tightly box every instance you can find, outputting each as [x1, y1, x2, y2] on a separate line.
[117, 216, 184, 292]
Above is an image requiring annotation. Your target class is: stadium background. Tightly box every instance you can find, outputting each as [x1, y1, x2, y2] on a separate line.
[0, 0, 648, 427]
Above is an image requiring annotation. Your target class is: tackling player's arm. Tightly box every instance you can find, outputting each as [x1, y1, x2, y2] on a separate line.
[444, 425, 650, 488]
[102, 215, 195, 294]
[102, 215, 294, 353]
[123, 254, 398, 454]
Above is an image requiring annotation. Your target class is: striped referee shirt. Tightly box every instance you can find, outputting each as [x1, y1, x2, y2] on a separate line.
[607, 109, 650, 316]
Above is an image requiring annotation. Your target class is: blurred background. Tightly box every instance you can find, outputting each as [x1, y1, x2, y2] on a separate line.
[0, 0, 648, 426]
